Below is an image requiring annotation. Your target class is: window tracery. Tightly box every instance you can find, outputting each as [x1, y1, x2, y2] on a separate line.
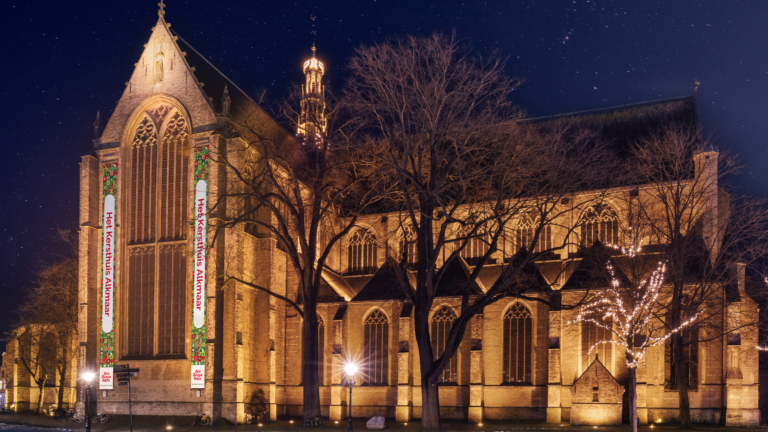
[363, 309, 389, 384]
[348, 228, 377, 275]
[503, 303, 533, 383]
[431, 306, 458, 383]
[517, 217, 552, 254]
[399, 223, 417, 267]
[581, 204, 619, 246]
[126, 107, 189, 357]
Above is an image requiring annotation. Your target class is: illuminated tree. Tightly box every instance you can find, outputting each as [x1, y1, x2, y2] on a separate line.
[629, 125, 768, 427]
[570, 231, 700, 432]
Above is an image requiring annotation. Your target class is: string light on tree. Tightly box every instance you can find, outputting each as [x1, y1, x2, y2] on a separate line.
[570, 230, 701, 432]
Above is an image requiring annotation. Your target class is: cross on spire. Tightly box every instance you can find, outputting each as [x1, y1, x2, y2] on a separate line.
[158, 0, 166, 17]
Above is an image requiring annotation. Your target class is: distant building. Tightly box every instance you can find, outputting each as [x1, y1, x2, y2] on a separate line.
[76, 4, 761, 427]
[1, 352, 7, 409]
[4, 326, 77, 412]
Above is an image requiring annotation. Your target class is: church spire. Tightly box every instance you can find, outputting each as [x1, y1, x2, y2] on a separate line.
[297, 45, 326, 144]
[158, 0, 166, 18]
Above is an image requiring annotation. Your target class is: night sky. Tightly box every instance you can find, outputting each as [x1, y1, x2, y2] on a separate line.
[1, 0, 767, 342]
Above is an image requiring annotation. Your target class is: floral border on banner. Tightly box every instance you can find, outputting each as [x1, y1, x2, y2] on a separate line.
[191, 145, 209, 388]
[99, 162, 118, 389]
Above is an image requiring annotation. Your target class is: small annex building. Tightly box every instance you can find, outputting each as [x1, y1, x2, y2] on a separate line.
[569, 357, 625, 426]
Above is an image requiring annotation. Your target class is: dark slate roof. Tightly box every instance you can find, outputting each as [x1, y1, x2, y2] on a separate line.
[529, 96, 698, 157]
[504, 248, 552, 295]
[351, 260, 410, 302]
[173, 32, 297, 150]
[435, 258, 485, 297]
[317, 280, 345, 303]
[561, 241, 630, 291]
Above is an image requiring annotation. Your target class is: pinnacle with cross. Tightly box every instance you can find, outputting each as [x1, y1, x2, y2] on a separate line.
[158, 0, 166, 17]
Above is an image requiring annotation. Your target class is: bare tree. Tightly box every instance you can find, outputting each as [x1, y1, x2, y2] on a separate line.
[569, 230, 700, 432]
[629, 125, 768, 427]
[345, 32, 615, 430]
[209, 89, 384, 426]
[10, 229, 79, 413]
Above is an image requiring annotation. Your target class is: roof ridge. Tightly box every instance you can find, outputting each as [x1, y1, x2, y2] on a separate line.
[524, 95, 693, 122]
[171, 30, 258, 107]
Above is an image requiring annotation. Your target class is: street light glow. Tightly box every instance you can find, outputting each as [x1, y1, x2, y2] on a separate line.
[344, 362, 358, 377]
[83, 372, 95, 382]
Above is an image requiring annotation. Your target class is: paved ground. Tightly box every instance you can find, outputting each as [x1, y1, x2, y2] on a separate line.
[0, 414, 765, 432]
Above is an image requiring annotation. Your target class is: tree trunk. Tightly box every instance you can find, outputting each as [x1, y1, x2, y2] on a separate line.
[627, 364, 638, 432]
[302, 282, 322, 426]
[57, 364, 67, 410]
[672, 333, 692, 428]
[419, 374, 441, 432]
[414, 305, 441, 431]
[36, 380, 45, 414]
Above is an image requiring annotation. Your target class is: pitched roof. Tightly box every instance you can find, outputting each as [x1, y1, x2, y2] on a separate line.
[503, 248, 553, 295]
[435, 258, 485, 297]
[172, 31, 297, 149]
[573, 355, 620, 386]
[561, 241, 630, 291]
[350, 260, 411, 302]
[529, 96, 698, 156]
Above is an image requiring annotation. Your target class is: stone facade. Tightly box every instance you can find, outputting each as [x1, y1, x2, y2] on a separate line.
[75, 10, 761, 427]
[3, 327, 78, 412]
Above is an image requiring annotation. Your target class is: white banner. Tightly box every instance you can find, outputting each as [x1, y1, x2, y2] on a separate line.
[193, 180, 207, 329]
[100, 367, 113, 390]
[100, 193, 116, 390]
[191, 365, 205, 389]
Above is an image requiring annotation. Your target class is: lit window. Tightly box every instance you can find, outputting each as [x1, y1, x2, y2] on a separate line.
[503, 303, 533, 383]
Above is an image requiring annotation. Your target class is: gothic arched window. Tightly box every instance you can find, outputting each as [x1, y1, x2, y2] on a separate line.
[458, 228, 491, 266]
[503, 303, 533, 383]
[517, 217, 552, 254]
[127, 107, 189, 357]
[363, 309, 389, 384]
[581, 317, 613, 374]
[399, 223, 417, 268]
[431, 306, 458, 383]
[581, 204, 619, 246]
[348, 228, 377, 275]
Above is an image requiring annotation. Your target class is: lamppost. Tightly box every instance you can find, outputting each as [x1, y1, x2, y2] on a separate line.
[344, 362, 358, 432]
[82, 372, 95, 432]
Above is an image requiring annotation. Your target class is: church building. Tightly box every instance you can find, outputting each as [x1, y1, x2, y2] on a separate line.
[75, 6, 761, 426]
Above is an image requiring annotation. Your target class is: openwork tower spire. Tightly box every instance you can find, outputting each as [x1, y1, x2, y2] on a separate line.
[297, 45, 326, 144]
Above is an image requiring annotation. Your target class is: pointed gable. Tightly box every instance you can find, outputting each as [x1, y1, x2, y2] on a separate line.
[97, 13, 294, 152]
[99, 15, 217, 146]
[570, 356, 623, 404]
[351, 260, 411, 302]
[505, 247, 552, 295]
[561, 241, 629, 291]
[435, 258, 485, 297]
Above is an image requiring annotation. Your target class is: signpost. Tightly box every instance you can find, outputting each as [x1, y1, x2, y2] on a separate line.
[115, 364, 140, 432]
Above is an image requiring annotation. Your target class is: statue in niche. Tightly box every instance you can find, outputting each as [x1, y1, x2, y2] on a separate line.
[154, 39, 165, 83]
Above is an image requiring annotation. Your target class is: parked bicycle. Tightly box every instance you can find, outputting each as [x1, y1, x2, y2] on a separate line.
[68, 411, 85, 422]
[256, 411, 270, 425]
[191, 413, 211, 426]
[303, 416, 323, 428]
[51, 408, 70, 419]
[92, 412, 110, 423]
